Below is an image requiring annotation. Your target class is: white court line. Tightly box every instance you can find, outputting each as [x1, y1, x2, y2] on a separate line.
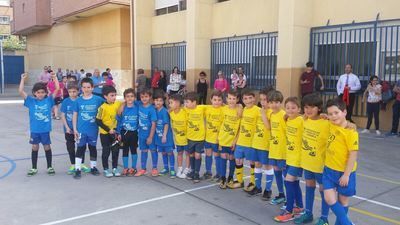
[0, 100, 23, 104]
[40, 183, 218, 225]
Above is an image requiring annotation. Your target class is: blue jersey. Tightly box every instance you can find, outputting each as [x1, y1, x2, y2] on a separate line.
[138, 104, 157, 139]
[117, 105, 139, 133]
[24, 96, 54, 133]
[72, 95, 104, 136]
[60, 97, 76, 132]
[91, 76, 104, 95]
[155, 107, 174, 147]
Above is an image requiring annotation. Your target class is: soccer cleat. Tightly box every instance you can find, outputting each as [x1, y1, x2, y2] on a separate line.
[203, 172, 212, 180]
[186, 171, 194, 180]
[151, 168, 159, 177]
[104, 169, 113, 178]
[314, 218, 329, 225]
[193, 173, 201, 183]
[243, 182, 255, 192]
[262, 190, 272, 201]
[212, 174, 221, 182]
[128, 168, 137, 176]
[247, 187, 262, 196]
[113, 168, 121, 177]
[294, 212, 314, 224]
[47, 167, 55, 176]
[81, 164, 91, 173]
[219, 180, 227, 189]
[227, 180, 244, 189]
[160, 168, 169, 175]
[274, 211, 295, 223]
[270, 194, 286, 205]
[170, 170, 176, 178]
[134, 169, 147, 177]
[67, 165, 75, 175]
[27, 168, 38, 177]
[73, 169, 82, 179]
[293, 207, 305, 216]
[122, 168, 129, 176]
[91, 167, 100, 176]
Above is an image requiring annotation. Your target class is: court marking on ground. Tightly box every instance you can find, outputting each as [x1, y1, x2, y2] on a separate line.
[0, 100, 24, 104]
[0, 155, 16, 179]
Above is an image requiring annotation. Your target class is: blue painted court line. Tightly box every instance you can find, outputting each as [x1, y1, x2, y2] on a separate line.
[0, 155, 17, 179]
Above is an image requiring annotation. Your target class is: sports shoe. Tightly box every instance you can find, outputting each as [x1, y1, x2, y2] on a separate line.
[177, 169, 187, 179]
[47, 167, 55, 175]
[314, 218, 329, 225]
[227, 180, 244, 189]
[122, 168, 129, 176]
[270, 194, 286, 205]
[361, 129, 370, 134]
[73, 169, 82, 179]
[274, 211, 294, 223]
[247, 187, 262, 196]
[243, 182, 255, 192]
[183, 168, 191, 175]
[128, 168, 137, 176]
[104, 169, 113, 178]
[186, 171, 194, 180]
[376, 130, 381, 136]
[293, 207, 305, 216]
[27, 168, 38, 177]
[91, 167, 100, 176]
[160, 168, 169, 175]
[219, 180, 227, 189]
[203, 172, 212, 180]
[385, 132, 398, 137]
[81, 164, 91, 173]
[170, 170, 176, 178]
[193, 173, 201, 183]
[151, 168, 159, 177]
[113, 168, 121, 177]
[212, 174, 221, 182]
[134, 169, 147, 177]
[176, 167, 183, 177]
[294, 212, 314, 224]
[67, 165, 75, 175]
[262, 190, 272, 201]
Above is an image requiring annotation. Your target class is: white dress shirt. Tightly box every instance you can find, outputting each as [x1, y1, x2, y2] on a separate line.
[336, 73, 361, 95]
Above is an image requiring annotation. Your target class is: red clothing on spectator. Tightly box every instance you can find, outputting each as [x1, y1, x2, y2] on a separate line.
[151, 71, 161, 88]
[214, 78, 229, 92]
[47, 81, 64, 98]
[300, 70, 319, 94]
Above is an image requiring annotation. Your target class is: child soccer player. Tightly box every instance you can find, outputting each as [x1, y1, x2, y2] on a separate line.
[294, 93, 330, 225]
[72, 77, 104, 179]
[154, 92, 176, 178]
[96, 85, 122, 177]
[274, 97, 304, 222]
[268, 90, 287, 205]
[116, 88, 139, 176]
[184, 92, 206, 183]
[248, 87, 275, 200]
[324, 98, 358, 225]
[135, 90, 158, 177]
[19, 72, 58, 176]
[169, 94, 191, 179]
[204, 90, 224, 181]
[233, 89, 258, 191]
[219, 90, 242, 189]
[61, 82, 90, 175]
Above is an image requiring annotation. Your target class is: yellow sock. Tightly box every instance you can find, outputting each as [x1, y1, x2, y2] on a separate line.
[236, 166, 243, 183]
[250, 166, 255, 184]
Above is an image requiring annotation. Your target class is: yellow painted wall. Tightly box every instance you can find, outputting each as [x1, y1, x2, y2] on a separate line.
[152, 11, 186, 44]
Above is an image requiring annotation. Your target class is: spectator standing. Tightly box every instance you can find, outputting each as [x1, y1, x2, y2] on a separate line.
[196, 71, 209, 105]
[214, 71, 229, 101]
[38, 66, 51, 84]
[151, 67, 161, 90]
[387, 79, 400, 136]
[169, 66, 182, 95]
[135, 68, 148, 96]
[362, 75, 382, 135]
[91, 69, 104, 97]
[300, 61, 324, 97]
[230, 68, 239, 89]
[336, 64, 361, 122]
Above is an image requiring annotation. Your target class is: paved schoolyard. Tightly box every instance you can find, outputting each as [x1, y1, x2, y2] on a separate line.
[0, 100, 399, 225]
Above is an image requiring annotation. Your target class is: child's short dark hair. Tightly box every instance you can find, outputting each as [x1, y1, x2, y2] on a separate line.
[259, 86, 275, 96]
[170, 94, 183, 103]
[101, 72, 109, 77]
[210, 90, 222, 99]
[326, 98, 346, 111]
[184, 92, 198, 102]
[153, 91, 165, 101]
[285, 97, 300, 108]
[241, 89, 255, 97]
[67, 81, 79, 91]
[267, 90, 284, 103]
[302, 93, 323, 109]
[85, 72, 92, 77]
[80, 77, 93, 87]
[123, 88, 135, 97]
[227, 90, 239, 98]
[306, 61, 314, 67]
[32, 82, 48, 94]
[102, 85, 117, 96]
[140, 89, 152, 96]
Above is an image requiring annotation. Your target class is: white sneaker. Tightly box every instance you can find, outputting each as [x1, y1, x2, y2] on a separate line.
[183, 167, 191, 175]
[361, 129, 370, 134]
[177, 167, 187, 179]
[376, 130, 381, 135]
[176, 167, 183, 177]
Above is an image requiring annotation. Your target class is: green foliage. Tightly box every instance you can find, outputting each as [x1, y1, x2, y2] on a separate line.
[2, 35, 26, 51]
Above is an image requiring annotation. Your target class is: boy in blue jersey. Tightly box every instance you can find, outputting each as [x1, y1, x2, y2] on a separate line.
[154, 91, 176, 178]
[19, 72, 58, 176]
[72, 78, 104, 179]
[135, 90, 158, 177]
[117, 88, 139, 176]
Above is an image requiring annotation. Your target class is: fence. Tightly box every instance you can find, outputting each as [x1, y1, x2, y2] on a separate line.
[151, 42, 186, 78]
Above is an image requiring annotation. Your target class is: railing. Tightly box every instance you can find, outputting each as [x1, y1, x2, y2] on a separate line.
[151, 41, 186, 78]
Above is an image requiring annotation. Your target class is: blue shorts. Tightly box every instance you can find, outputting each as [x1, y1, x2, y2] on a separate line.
[234, 145, 255, 161]
[286, 165, 303, 177]
[30, 132, 51, 145]
[157, 146, 174, 153]
[77, 133, 97, 147]
[269, 159, 286, 169]
[253, 149, 269, 165]
[304, 169, 323, 184]
[204, 142, 219, 153]
[323, 167, 356, 197]
[175, 145, 187, 152]
[187, 140, 204, 154]
[138, 137, 156, 151]
[221, 146, 233, 154]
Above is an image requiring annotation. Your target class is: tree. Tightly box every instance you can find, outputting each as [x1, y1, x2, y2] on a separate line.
[2, 35, 26, 51]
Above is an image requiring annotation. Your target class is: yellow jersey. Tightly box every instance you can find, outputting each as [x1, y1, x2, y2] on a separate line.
[252, 108, 272, 151]
[96, 101, 122, 135]
[325, 124, 359, 172]
[186, 105, 206, 141]
[169, 108, 188, 146]
[301, 118, 330, 173]
[205, 106, 224, 144]
[269, 109, 287, 160]
[218, 105, 241, 147]
[236, 105, 260, 147]
[286, 116, 303, 167]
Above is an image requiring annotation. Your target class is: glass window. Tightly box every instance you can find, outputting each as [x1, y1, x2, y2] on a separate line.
[0, 0, 10, 6]
[0, 16, 9, 25]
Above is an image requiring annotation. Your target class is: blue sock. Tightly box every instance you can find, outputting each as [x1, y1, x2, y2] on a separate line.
[305, 186, 316, 215]
[320, 191, 329, 222]
[195, 158, 202, 173]
[190, 156, 195, 171]
[131, 154, 138, 169]
[215, 155, 221, 176]
[141, 151, 148, 170]
[205, 155, 212, 173]
[162, 153, 169, 170]
[229, 159, 235, 178]
[294, 180, 304, 208]
[169, 153, 175, 171]
[151, 151, 158, 169]
[285, 180, 295, 213]
[335, 206, 349, 225]
[330, 202, 352, 225]
[255, 168, 262, 189]
[221, 158, 227, 178]
[122, 156, 129, 169]
[274, 170, 284, 194]
[265, 171, 274, 191]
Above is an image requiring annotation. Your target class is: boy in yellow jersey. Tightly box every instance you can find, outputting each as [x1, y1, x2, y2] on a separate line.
[204, 91, 224, 181]
[268, 90, 287, 205]
[169, 94, 191, 179]
[95, 85, 122, 178]
[248, 87, 275, 200]
[218, 90, 242, 189]
[184, 92, 206, 183]
[274, 97, 304, 222]
[295, 93, 330, 225]
[234, 89, 259, 191]
[324, 98, 358, 225]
